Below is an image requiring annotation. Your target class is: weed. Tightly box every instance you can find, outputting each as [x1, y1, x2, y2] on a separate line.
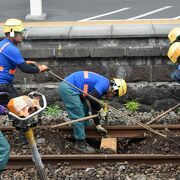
[124, 100, 140, 112]
[43, 105, 61, 117]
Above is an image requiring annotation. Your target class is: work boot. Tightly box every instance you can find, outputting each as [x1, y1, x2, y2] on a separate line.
[74, 140, 96, 154]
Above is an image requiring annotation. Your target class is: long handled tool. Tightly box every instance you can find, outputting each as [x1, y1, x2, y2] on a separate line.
[25, 128, 47, 180]
[51, 114, 98, 128]
[146, 103, 180, 125]
[48, 71, 180, 146]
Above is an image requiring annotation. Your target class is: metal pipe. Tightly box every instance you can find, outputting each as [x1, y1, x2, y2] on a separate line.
[51, 114, 98, 128]
[25, 128, 47, 180]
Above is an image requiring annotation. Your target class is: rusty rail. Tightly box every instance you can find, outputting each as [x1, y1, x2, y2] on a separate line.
[6, 154, 180, 169]
[1, 125, 180, 138]
[4, 125, 180, 169]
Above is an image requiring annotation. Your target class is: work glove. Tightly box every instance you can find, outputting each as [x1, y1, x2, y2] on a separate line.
[38, 65, 49, 72]
[26, 60, 37, 65]
[0, 105, 8, 115]
[96, 124, 108, 135]
[98, 107, 107, 120]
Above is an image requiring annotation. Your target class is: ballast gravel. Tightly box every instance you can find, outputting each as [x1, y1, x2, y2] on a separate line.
[0, 109, 180, 179]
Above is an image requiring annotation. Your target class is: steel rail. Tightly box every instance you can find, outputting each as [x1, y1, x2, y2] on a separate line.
[6, 154, 180, 169]
[1, 125, 180, 138]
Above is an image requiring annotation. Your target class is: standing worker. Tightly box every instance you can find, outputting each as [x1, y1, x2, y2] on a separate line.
[0, 19, 49, 145]
[0, 105, 10, 174]
[167, 27, 180, 82]
[59, 71, 127, 153]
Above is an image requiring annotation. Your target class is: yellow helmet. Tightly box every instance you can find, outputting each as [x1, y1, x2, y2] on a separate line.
[111, 78, 127, 97]
[167, 42, 180, 63]
[3, 19, 25, 33]
[168, 27, 180, 43]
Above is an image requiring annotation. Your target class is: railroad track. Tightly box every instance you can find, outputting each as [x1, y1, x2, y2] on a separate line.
[1, 124, 180, 138]
[2, 124, 179, 169]
[6, 154, 180, 169]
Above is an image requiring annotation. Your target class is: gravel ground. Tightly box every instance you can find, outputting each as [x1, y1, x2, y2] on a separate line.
[1, 109, 180, 179]
[1, 162, 180, 180]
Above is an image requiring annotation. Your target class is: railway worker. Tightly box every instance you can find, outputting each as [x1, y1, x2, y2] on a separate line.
[167, 27, 180, 83]
[59, 71, 127, 153]
[0, 18, 49, 145]
[0, 105, 10, 172]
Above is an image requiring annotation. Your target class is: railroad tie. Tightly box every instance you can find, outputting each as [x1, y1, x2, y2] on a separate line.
[100, 137, 117, 153]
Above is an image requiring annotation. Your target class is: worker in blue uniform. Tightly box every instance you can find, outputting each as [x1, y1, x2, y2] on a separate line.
[0, 18, 49, 97]
[0, 19, 49, 145]
[167, 27, 180, 83]
[0, 105, 10, 172]
[59, 71, 127, 153]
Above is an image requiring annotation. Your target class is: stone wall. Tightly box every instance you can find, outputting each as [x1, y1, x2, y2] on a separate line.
[0, 21, 180, 111]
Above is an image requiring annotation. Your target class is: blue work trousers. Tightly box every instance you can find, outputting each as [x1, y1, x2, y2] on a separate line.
[59, 82, 91, 140]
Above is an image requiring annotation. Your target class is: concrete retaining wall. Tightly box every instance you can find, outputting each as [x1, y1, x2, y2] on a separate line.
[0, 21, 180, 111]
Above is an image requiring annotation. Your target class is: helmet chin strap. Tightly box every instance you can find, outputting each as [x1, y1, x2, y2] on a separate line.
[10, 29, 15, 38]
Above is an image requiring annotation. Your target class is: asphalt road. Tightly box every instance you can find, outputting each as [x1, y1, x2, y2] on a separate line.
[0, 0, 179, 22]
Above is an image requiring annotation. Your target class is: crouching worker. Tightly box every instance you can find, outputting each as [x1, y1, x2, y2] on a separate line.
[58, 71, 127, 153]
[0, 105, 10, 172]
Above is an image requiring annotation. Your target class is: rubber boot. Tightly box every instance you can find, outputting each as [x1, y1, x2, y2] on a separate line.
[74, 139, 96, 154]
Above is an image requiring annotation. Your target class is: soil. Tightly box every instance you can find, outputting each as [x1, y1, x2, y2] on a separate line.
[1, 109, 180, 179]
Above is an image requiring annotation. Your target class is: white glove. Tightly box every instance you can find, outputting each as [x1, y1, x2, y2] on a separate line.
[96, 124, 108, 135]
[98, 108, 107, 120]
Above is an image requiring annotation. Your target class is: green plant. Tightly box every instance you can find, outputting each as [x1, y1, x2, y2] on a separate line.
[43, 105, 61, 117]
[124, 100, 140, 112]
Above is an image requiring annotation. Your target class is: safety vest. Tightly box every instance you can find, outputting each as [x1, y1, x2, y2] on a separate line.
[65, 71, 110, 96]
[0, 65, 16, 75]
[0, 42, 16, 75]
[83, 71, 89, 96]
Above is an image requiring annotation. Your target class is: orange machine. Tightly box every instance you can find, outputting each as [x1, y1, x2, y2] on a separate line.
[7, 95, 40, 118]
[6, 92, 48, 180]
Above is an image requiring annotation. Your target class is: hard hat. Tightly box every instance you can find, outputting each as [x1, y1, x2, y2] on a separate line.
[167, 42, 180, 63]
[111, 78, 127, 97]
[168, 27, 180, 43]
[3, 19, 25, 33]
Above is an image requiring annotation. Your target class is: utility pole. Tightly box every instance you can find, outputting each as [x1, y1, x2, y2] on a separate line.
[25, 0, 47, 20]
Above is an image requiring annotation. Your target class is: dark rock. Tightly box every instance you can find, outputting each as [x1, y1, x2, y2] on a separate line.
[152, 98, 179, 111]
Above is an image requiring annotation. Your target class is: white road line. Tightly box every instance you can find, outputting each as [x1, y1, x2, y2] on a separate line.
[172, 16, 180, 19]
[78, 7, 130, 22]
[127, 6, 172, 20]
